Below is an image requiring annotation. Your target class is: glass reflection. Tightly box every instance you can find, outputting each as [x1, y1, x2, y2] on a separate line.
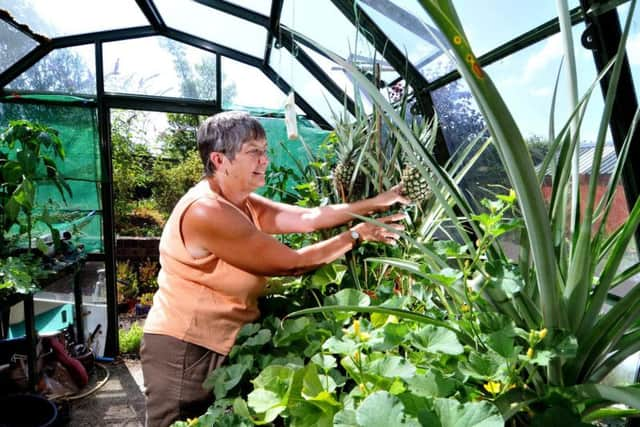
[6, 45, 95, 95]
[0, 19, 38, 74]
[103, 37, 217, 100]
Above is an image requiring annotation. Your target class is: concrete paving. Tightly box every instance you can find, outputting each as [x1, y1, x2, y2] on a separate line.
[64, 358, 145, 426]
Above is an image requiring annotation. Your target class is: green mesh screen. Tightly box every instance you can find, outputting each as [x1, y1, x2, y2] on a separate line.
[1, 96, 104, 253]
[255, 115, 331, 198]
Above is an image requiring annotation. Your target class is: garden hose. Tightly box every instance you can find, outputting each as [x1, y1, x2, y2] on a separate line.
[54, 362, 110, 402]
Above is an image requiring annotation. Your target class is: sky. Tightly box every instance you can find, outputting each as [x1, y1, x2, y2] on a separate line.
[3, 0, 639, 145]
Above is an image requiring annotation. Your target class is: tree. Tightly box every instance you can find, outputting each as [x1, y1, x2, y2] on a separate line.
[159, 38, 237, 105]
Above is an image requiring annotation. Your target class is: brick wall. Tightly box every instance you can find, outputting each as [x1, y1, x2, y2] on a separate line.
[541, 175, 629, 235]
[115, 237, 160, 260]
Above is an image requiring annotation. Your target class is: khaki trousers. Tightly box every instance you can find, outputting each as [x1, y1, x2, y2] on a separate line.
[140, 333, 226, 427]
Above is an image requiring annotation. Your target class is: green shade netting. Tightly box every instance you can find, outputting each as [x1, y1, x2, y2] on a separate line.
[1, 97, 331, 253]
[1, 95, 104, 253]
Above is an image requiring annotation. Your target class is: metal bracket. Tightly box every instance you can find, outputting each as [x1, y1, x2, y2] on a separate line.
[581, 23, 596, 49]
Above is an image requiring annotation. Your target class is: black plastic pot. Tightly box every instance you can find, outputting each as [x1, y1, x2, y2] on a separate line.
[0, 393, 58, 427]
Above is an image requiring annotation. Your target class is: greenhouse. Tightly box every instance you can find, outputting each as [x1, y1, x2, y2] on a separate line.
[1, 0, 640, 426]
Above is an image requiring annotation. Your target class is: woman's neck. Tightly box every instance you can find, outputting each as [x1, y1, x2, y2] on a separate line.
[206, 176, 250, 209]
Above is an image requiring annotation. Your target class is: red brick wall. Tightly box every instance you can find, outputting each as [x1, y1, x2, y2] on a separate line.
[115, 236, 160, 260]
[541, 174, 629, 235]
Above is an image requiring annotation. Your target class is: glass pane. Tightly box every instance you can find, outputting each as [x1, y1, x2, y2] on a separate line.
[0, 19, 38, 74]
[222, 56, 292, 111]
[430, 78, 502, 194]
[154, 0, 267, 59]
[282, 0, 385, 68]
[619, 2, 640, 99]
[485, 25, 602, 144]
[6, 45, 96, 95]
[103, 36, 217, 100]
[357, 0, 448, 80]
[453, 0, 580, 57]
[0, 0, 147, 38]
[269, 43, 349, 126]
[224, 0, 272, 16]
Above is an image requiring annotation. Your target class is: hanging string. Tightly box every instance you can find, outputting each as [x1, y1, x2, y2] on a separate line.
[284, 0, 299, 139]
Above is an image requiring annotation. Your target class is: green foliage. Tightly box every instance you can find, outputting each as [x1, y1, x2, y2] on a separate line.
[111, 112, 154, 201]
[0, 255, 48, 299]
[119, 322, 143, 354]
[159, 113, 206, 159]
[151, 150, 203, 216]
[0, 119, 71, 299]
[116, 260, 139, 303]
[0, 119, 71, 249]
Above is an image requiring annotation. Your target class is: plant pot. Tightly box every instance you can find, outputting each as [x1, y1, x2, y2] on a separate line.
[135, 303, 151, 316]
[0, 393, 58, 426]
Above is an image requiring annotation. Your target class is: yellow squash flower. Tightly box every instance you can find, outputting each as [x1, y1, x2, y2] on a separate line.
[483, 381, 502, 394]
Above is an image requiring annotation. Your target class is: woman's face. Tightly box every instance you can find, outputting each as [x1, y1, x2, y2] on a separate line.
[223, 138, 269, 190]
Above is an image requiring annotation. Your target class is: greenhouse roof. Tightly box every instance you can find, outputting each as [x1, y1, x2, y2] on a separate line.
[2, 0, 635, 132]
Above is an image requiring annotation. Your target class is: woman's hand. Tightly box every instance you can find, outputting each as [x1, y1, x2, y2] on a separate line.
[352, 212, 406, 246]
[373, 184, 411, 210]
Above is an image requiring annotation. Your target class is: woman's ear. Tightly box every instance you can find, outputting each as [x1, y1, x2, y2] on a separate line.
[210, 151, 225, 170]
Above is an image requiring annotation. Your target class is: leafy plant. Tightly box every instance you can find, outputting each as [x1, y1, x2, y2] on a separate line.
[0, 255, 47, 298]
[413, 0, 640, 416]
[0, 119, 72, 300]
[274, 0, 640, 424]
[0, 119, 71, 251]
[119, 321, 143, 354]
[137, 258, 159, 293]
[116, 260, 139, 303]
[139, 291, 154, 307]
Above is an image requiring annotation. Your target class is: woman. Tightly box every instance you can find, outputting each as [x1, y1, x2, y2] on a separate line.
[141, 111, 408, 426]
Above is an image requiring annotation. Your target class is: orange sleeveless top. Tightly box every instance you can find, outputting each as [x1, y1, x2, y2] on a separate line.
[143, 181, 267, 354]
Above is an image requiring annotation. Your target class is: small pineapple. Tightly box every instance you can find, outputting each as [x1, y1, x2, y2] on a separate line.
[334, 154, 367, 201]
[332, 119, 369, 201]
[400, 156, 431, 203]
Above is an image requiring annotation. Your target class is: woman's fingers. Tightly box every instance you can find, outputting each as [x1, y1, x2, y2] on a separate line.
[379, 212, 408, 223]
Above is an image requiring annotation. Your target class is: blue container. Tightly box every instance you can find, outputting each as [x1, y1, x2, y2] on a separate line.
[0, 394, 58, 427]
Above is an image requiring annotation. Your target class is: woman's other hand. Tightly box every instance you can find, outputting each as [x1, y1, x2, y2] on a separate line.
[352, 212, 406, 246]
[373, 184, 411, 210]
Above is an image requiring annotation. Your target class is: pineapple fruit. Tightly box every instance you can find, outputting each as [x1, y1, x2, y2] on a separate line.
[400, 151, 431, 203]
[332, 118, 370, 201]
[333, 150, 366, 201]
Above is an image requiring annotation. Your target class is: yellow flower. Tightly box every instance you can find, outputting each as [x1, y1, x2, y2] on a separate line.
[359, 383, 366, 392]
[538, 328, 548, 340]
[483, 381, 502, 394]
[461, 303, 470, 313]
[353, 319, 361, 337]
[527, 347, 534, 359]
[358, 332, 370, 342]
[187, 418, 199, 427]
[353, 350, 360, 363]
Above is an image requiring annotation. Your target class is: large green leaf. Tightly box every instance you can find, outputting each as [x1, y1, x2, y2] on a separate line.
[355, 391, 420, 427]
[324, 289, 370, 307]
[368, 355, 416, 380]
[405, 369, 457, 398]
[409, 325, 464, 355]
[433, 398, 504, 427]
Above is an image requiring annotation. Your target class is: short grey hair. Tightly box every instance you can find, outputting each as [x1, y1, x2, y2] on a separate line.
[197, 111, 266, 176]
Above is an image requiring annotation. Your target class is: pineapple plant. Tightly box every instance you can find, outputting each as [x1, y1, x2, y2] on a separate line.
[331, 115, 372, 202]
